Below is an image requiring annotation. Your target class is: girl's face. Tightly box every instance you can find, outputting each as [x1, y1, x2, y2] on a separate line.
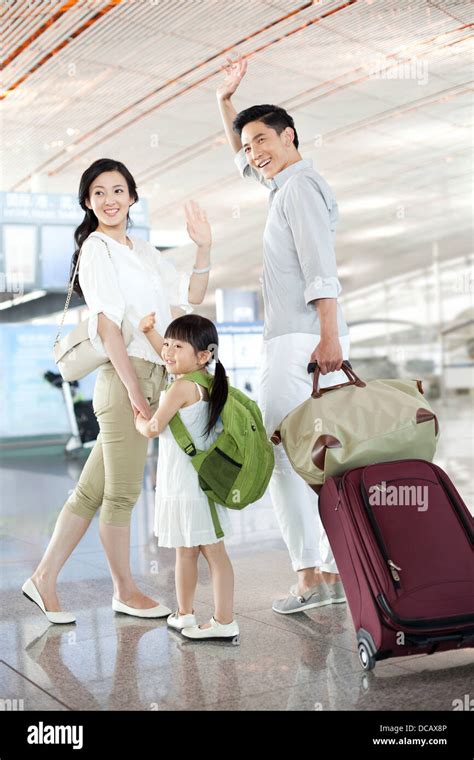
[162, 337, 211, 375]
[85, 170, 133, 230]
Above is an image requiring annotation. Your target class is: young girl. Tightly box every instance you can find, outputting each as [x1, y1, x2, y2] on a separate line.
[134, 313, 239, 642]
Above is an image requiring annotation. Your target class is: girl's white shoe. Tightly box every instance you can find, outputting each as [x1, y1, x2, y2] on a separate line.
[22, 578, 76, 625]
[112, 596, 171, 618]
[167, 611, 197, 631]
[181, 616, 240, 643]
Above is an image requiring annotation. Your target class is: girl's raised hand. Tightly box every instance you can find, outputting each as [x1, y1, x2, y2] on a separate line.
[139, 312, 156, 333]
[184, 200, 211, 249]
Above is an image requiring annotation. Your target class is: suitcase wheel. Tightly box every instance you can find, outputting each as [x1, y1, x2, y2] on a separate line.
[358, 641, 376, 671]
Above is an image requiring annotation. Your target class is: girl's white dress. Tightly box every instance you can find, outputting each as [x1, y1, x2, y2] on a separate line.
[154, 382, 232, 548]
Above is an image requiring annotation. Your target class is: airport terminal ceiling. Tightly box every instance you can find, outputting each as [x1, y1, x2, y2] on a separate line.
[1, 0, 472, 308]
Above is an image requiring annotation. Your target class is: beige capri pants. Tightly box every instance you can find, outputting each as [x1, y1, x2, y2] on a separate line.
[65, 357, 167, 527]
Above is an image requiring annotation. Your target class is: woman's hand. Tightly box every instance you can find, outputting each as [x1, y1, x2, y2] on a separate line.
[139, 312, 156, 333]
[128, 384, 151, 420]
[184, 200, 211, 249]
[216, 55, 248, 101]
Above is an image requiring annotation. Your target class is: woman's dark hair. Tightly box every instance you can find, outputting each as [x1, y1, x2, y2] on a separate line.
[164, 314, 228, 437]
[70, 158, 138, 297]
[232, 104, 299, 148]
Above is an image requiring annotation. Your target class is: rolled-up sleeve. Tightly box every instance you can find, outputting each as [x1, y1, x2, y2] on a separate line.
[78, 237, 125, 356]
[158, 256, 193, 314]
[283, 176, 342, 305]
[234, 148, 273, 188]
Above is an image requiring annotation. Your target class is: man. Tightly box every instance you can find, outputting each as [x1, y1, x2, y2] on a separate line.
[216, 57, 350, 614]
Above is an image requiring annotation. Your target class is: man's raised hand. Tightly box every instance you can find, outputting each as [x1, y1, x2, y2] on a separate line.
[216, 55, 248, 101]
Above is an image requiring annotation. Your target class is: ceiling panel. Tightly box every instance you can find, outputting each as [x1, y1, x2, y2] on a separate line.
[1, 0, 472, 303]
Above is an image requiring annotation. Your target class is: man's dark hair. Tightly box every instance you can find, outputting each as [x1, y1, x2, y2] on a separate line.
[232, 104, 299, 149]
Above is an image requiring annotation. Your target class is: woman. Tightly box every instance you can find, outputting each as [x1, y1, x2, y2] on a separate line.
[22, 158, 212, 623]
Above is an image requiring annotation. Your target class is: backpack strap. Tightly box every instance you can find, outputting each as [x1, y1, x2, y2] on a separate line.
[165, 370, 211, 392]
[166, 369, 213, 454]
[168, 412, 198, 457]
[207, 496, 224, 540]
[167, 370, 225, 539]
[168, 392, 224, 538]
[179, 370, 212, 387]
[167, 412, 224, 539]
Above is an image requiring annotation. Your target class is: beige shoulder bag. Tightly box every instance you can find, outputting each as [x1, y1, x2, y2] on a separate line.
[53, 235, 133, 382]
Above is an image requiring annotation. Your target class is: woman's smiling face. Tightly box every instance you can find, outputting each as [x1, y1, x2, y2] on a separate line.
[86, 170, 133, 229]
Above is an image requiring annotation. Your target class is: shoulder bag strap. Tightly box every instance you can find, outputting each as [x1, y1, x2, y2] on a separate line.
[53, 234, 112, 347]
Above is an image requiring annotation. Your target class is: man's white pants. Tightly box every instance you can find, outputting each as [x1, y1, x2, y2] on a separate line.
[258, 332, 350, 574]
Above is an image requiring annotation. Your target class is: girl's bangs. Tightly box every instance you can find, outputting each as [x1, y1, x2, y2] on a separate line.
[164, 322, 195, 343]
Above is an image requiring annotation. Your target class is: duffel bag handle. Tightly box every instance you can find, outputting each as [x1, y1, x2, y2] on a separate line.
[307, 360, 366, 399]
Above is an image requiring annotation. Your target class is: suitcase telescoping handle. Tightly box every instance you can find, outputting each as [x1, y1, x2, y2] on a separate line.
[307, 360, 366, 399]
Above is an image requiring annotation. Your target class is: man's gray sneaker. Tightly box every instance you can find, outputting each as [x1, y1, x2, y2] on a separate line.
[327, 580, 346, 604]
[272, 583, 332, 615]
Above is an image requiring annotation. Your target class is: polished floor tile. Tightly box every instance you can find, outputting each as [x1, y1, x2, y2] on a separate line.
[0, 660, 69, 712]
[201, 662, 474, 711]
[1, 397, 472, 710]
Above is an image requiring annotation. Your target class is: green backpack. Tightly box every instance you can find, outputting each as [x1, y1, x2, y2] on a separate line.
[167, 370, 274, 539]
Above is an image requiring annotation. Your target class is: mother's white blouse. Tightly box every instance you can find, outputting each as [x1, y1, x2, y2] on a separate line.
[78, 231, 191, 365]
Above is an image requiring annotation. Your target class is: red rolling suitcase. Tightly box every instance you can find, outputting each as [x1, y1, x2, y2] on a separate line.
[319, 459, 474, 670]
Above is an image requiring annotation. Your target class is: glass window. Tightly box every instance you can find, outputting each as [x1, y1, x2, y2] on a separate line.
[3, 224, 37, 288]
[40, 225, 75, 290]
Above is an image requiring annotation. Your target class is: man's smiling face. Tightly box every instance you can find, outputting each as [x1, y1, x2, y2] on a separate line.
[241, 120, 296, 179]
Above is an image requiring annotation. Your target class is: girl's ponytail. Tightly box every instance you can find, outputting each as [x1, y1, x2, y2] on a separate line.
[206, 359, 228, 437]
